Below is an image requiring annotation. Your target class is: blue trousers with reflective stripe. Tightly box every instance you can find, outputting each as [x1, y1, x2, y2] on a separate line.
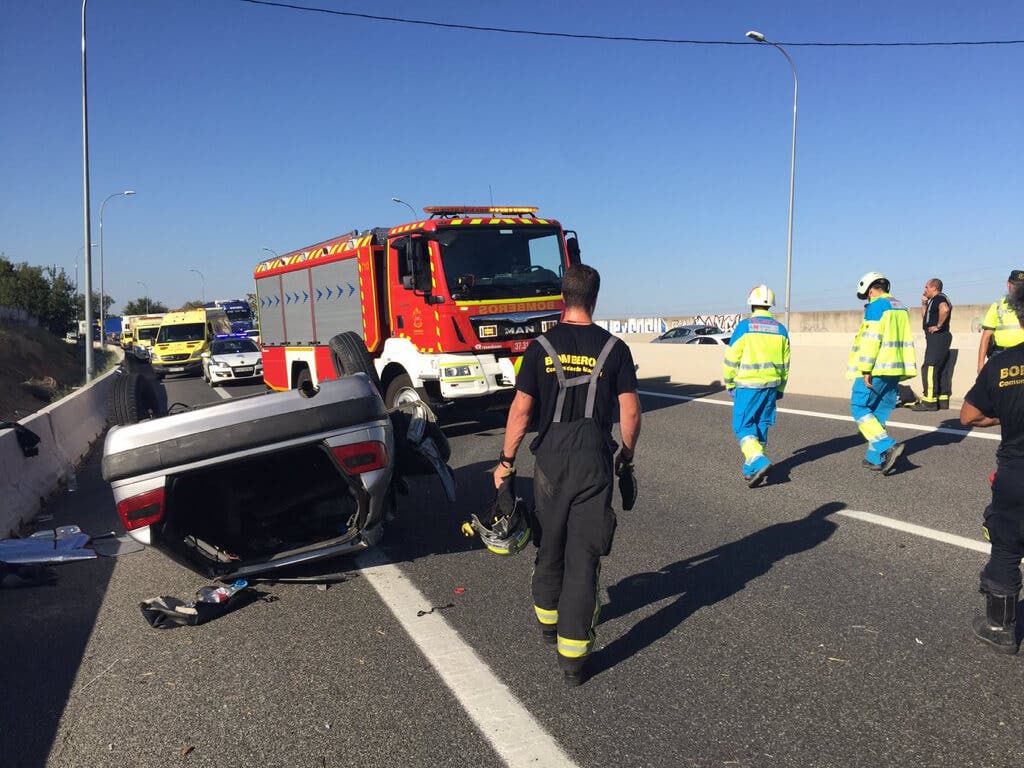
[850, 376, 899, 464]
[732, 387, 777, 443]
[733, 388, 778, 472]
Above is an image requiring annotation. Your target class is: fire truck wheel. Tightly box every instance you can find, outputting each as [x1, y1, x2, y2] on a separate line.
[384, 373, 422, 410]
[294, 367, 313, 392]
[328, 332, 382, 393]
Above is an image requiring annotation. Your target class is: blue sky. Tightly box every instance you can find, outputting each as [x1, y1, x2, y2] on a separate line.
[2, 1, 1022, 318]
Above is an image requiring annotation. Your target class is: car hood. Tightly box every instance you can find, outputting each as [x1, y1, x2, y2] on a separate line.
[211, 352, 261, 365]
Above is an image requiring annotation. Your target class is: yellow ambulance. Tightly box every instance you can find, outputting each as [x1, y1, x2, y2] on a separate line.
[150, 308, 231, 378]
[131, 314, 167, 361]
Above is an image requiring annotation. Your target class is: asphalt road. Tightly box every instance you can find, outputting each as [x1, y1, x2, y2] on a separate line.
[4, 367, 1023, 768]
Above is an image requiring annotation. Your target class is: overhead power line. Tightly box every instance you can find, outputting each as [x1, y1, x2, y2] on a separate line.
[235, 0, 1024, 47]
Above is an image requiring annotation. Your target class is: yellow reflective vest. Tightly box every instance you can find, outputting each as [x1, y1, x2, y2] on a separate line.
[982, 298, 1024, 350]
[723, 310, 791, 391]
[847, 294, 917, 380]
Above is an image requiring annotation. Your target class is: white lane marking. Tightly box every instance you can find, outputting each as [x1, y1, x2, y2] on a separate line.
[638, 389, 999, 442]
[213, 386, 232, 399]
[838, 509, 990, 554]
[355, 549, 580, 768]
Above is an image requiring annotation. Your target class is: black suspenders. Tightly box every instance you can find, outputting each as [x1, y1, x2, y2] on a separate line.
[535, 334, 618, 422]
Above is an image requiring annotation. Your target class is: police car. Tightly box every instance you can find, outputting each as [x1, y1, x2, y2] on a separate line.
[201, 334, 263, 387]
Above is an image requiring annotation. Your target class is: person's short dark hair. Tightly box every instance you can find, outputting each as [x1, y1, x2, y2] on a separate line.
[928, 278, 943, 292]
[871, 277, 890, 294]
[562, 264, 600, 311]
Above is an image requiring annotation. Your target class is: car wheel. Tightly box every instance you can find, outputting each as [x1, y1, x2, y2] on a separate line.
[328, 332, 382, 393]
[107, 372, 161, 425]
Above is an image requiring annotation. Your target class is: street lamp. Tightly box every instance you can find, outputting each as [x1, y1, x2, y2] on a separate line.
[99, 189, 136, 347]
[261, 247, 279, 258]
[137, 280, 149, 314]
[81, 0, 94, 379]
[188, 268, 205, 303]
[391, 197, 418, 217]
[746, 29, 798, 331]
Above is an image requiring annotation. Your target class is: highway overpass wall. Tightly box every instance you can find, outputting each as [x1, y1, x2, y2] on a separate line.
[627, 331, 986, 405]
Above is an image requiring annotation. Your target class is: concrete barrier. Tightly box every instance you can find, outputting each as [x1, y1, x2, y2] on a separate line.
[0, 356, 122, 537]
[629, 332, 983, 404]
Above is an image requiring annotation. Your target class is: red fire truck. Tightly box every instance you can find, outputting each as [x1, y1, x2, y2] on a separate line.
[254, 206, 581, 412]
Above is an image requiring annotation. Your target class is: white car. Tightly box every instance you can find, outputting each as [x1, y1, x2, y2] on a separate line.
[201, 336, 263, 386]
[683, 332, 732, 345]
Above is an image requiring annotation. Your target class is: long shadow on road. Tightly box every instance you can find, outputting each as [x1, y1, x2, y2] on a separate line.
[590, 501, 843, 679]
[1, 448, 120, 768]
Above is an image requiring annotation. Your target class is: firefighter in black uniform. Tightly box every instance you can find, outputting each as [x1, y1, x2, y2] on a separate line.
[913, 278, 952, 411]
[494, 264, 641, 686]
[960, 281, 1024, 654]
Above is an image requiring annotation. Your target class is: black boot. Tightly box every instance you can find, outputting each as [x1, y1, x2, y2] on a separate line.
[972, 592, 1019, 654]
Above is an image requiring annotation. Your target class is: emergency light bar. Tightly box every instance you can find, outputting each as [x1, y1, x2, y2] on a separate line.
[424, 206, 539, 218]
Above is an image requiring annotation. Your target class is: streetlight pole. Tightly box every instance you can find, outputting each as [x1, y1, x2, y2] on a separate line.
[391, 197, 418, 218]
[261, 247, 279, 258]
[75, 242, 97, 331]
[188, 268, 205, 303]
[81, 0, 94, 379]
[137, 280, 149, 314]
[746, 30, 798, 331]
[99, 189, 136, 348]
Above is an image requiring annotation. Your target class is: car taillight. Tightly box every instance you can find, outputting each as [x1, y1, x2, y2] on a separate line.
[331, 441, 388, 474]
[117, 487, 165, 531]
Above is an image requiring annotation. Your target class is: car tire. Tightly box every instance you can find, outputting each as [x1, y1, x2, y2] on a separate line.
[107, 372, 161, 425]
[328, 332, 382, 393]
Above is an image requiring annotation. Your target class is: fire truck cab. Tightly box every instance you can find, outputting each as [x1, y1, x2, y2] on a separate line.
[254, 206, 581, 412]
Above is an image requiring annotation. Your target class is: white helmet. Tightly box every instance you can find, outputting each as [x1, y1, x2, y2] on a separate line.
[856, 272, 890, 301]
[746, 284, 775, 308]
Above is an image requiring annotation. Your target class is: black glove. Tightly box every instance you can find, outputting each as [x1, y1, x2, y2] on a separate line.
[615, 452, 638, 512]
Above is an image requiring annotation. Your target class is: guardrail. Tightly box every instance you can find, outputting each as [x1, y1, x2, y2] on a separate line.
[0, 356, 122, 537]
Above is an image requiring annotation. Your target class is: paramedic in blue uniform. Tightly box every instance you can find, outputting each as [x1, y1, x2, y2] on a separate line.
[494, 264, 641, 686]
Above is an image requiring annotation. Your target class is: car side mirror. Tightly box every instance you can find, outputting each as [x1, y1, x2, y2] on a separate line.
[565, 234, 581, 265]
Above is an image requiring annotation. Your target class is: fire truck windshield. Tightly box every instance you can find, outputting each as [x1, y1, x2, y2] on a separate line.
[438, 226, 564, 300]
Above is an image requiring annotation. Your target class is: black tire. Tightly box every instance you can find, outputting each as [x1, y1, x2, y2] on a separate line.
[384, 373, 417, 409]
[328, 332, 382, 393]
[294, 366, 313, 391]
[107, 372, 161, 425]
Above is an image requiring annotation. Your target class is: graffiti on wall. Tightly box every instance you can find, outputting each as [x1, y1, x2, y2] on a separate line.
[595, 317, 668, 335]
[689, 313, 742, 332]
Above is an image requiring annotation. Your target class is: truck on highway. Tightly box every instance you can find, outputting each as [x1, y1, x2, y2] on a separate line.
[254, 205, 581, 412]
[203, 299, 255, 333]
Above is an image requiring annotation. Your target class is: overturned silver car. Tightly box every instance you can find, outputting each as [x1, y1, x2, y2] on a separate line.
[102, 373, 451, 579]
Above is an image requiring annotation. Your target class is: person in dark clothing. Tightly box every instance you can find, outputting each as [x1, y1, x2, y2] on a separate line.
[493, 263, 642, 686]
[914, 278, 953, 411]
[961, 281, 1024, 654]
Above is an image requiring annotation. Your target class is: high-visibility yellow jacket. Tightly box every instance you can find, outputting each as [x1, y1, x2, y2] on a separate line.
[982, 298, 1024, 349]
[846, 294, 917, 380]
[723, 310, 791, 392]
